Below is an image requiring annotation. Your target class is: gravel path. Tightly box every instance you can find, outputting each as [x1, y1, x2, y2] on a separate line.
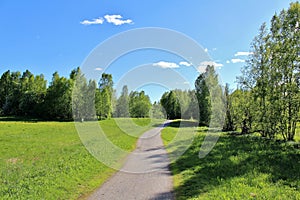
[88, 122, 174, 200]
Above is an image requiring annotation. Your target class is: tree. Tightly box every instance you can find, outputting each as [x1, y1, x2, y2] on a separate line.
[230, 89, 255, 134]
[195, 72, 211, 125]
[0, 71, 13, 114]
[115, 85, 129, 117]
[183, 90, 199, 120]
[222, 84, 235, 131]
[160, 91, 181, 119]
[85, 80, 97, 120]
[72, 67, 90, 121]
[111, 89, 117, 117]
[151, 101, 165, 119]
[274, 3, 300, 141]
[129, 91, 151, 118]
[238, 22, 274, 137]
[238, 2, 300, 140]
[173, 89, 190, 118]
[97, 73, 113, 119]
[159, 89, 198, 120]
[95, 88, 102, 118]
[44, 72, 73, 120]
[2, 71, 22, 116]
[195, 65, 225, 127]
[19, 71, 47, 117]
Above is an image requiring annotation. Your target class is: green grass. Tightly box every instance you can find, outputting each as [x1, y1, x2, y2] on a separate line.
[0, 118, 162, 199]
[162, 121, 300, 200]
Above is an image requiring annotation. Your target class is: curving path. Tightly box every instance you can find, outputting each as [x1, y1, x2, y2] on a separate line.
[88, 122, 174, 200]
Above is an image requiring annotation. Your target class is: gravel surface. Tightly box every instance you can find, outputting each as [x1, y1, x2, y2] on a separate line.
[88, 122, 174, 200]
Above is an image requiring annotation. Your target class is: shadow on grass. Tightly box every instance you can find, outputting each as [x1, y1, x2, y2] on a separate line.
[0, 116, 40, 122]
[169, 130, 300, 199]
[152, 123, 167, 128]
[167, 120, 199, 128]
[0, 116, 74, 122]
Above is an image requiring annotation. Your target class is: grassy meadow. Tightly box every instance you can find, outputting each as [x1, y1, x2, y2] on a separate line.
[0, 118, 161, 199]
[162, 121, 300, 200]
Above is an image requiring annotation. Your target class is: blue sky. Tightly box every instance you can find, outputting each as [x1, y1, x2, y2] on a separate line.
[0, 0, 293, 102]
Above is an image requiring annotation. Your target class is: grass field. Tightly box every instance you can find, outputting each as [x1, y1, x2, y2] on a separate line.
[0, 118, 162, 199]
[162, 121, 300, 200]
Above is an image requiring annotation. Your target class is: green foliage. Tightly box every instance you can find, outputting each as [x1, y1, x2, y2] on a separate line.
[160, 91, 181, 119]
[238, 2, 300, 140]
[114, 85, 129, 117]
[172, 89, 190, 118]
[129, 91, 151, 118]
[151, 101, 166, 119]
[0, 70, 47, 117]
[44, 72, 73, 120]
[160, 89, 199, 120]
[0, 68, 156, 122]
[161, 122, 300, 200]
[0, 118, 158, 199]
[222, 84, 235, 131]
[72, 68, 98, 121]
[230, 89, 256, 134]
[183, 90, 199, 120]
[0, 70, 12, 110]
[195, 65, 225, 127]
[97, 73, 114, 119]
[19, 71, 47, 117]
[195, 72, 210, 125]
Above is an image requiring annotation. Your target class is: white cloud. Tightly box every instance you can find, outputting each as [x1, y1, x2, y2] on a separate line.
[104, 15, 133, 25]
[226, 60, 230, 64]
[231, 58, 245, 63]
[179, 61, 192, 67]
[234, 51, 253, 57]
[212, 48, 217, 51]
[204, 48, 208, 52]
[197, 61, 223, 72]
[80, 18, 104, 25]
[94, 67, 103, 71]
[153, 61, 179, 69]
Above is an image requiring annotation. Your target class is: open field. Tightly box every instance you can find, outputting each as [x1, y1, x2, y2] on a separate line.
[0, 118, 162, 199]
[162, 121, 300, 200]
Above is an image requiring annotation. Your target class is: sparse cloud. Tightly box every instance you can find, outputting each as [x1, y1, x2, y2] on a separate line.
[104, 15, 133, 25]
[153, 61, 179, 69]
[234, 51, 253, 56]
[231, 58, 245, 63]
[94, 67, 103, 71]
[197, 61, 223, 72]
[212, 48, 217, 51]
[224, 51, 252, 64]
[204, 48, 208, 52]
[80, 15, 133, 26]
[179, 61, 192, 67]
[80, 18, 104, 25]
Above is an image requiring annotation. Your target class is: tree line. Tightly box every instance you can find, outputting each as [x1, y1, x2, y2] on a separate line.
[0, 68, 156, 120]
[160, 89, 198, 120]
[221, 2, 300, 141]
[0, 64, 223, 124]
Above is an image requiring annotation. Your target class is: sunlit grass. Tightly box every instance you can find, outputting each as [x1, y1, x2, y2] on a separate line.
[161, 121, 300, 200]
[0, 118, 163, 199]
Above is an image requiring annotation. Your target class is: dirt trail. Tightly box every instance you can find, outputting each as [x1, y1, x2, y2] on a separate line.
[88, 122, 174, 200]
